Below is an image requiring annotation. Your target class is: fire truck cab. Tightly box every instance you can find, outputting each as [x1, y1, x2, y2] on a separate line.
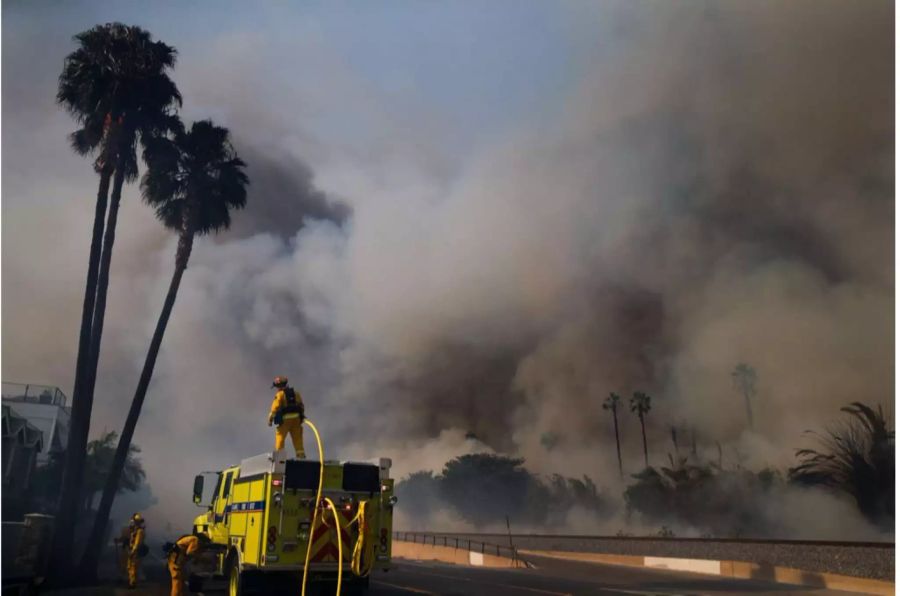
[188, 450, 395, 595]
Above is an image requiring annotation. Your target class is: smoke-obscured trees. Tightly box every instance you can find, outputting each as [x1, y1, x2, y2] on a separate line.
[630, 392, 652, 468]
[603, 392, 624, 478]
[82, 431, 145, 515]
[789, 402, 894, 530]
[731, 364, 758, 430]
[396, 453, 613, 528]
[624, 459, 782, 538]
[27, 433, 145, 516]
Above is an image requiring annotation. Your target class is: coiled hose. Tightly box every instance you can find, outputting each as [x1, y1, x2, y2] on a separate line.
[301, 419, 374, 596]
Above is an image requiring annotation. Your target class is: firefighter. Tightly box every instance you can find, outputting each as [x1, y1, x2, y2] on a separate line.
[165, 533, 210, 596]
[126, 513, 145, 588]
[113, 519, 133, 583]
[268, 376, 306, 458]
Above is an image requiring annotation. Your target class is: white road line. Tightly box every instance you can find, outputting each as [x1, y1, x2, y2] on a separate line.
[372, 579, 439, 594]
[399, 566, 571, 596]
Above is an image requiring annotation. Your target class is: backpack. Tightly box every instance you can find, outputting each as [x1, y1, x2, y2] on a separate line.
[273, 387, 304, 425]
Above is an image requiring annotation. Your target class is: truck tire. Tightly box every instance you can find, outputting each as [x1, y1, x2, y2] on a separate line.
[227, 559, 243, 596]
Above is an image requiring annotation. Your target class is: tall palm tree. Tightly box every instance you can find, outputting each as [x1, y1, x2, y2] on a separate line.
[80, 120, 248, 579]
[731, 363, 757, 429]
[630, 391, 652, 468]
[602, 393, 624, 478]
[52, 23, 181, 579]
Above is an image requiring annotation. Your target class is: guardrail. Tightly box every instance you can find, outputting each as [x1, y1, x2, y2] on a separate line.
[393, 531, 523, 566]
[403, 532, 894, 548]
[397, 531, 894, 580]
[1, 383, 68, 408]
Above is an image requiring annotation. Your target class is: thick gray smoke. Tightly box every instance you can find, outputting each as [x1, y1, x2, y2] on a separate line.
[2, 0, 892, 537]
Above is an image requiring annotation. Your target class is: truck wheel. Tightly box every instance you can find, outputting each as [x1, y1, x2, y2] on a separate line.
[227, 559, 243, 596]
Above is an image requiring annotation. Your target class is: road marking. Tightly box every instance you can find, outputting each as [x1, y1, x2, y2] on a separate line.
[644, 556, 721, 575]
[399, 566, 571, 595]
[373, 579, 439, 594]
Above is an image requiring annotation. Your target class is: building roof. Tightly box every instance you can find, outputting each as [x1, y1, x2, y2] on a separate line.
[2, 404, 44, 451]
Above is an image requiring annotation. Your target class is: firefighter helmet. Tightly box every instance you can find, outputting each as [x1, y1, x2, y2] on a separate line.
[272, 376, 289, 389]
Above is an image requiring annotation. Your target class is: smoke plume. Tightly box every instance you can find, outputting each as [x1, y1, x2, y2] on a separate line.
[2, 0, 892, 536]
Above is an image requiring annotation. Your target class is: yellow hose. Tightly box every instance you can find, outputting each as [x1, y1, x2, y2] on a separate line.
[323, 497, 343, 595]
[300, 419, 325, 596]
[351, 500, 374, 577]
[298, 418, 363, 596]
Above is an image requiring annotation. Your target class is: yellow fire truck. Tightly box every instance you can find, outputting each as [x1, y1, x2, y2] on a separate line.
[187, 450, 396, 595]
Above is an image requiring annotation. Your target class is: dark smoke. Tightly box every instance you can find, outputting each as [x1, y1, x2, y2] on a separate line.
[1, 1, 892, 535]
[222, 143, 350, 240]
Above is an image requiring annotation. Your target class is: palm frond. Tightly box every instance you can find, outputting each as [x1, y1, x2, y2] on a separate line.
[140, 118, 249, 235]
[789, 401, 893, 528]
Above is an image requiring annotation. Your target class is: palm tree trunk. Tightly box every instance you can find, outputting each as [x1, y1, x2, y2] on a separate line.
[79, 230, 195, 581]
[639, 413, 648, 468]
[612, 409, 623, 478]
[49, 163, 113, 582]
[81, 165, 127, 431]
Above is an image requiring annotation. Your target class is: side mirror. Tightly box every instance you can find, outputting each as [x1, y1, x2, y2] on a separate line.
[192, 475, 204, 505]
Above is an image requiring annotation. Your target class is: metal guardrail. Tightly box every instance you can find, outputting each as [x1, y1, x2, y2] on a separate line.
[1, 383, 68, 408]
[393, 531, 524, 566]
[409, 532, 894, 549]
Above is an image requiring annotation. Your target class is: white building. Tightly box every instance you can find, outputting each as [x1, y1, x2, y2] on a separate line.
[1, 383, 70, 465]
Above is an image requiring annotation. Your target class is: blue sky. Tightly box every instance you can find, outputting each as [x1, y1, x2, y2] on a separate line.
[4, 0, 590, 159]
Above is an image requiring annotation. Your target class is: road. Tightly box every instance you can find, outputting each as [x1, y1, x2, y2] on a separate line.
[366, 556, 861, 595]
[121, 552, 864, 596]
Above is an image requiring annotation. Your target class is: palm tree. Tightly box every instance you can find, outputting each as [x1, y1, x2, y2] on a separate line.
[731, 363, 757, 429]
[630, 391, 652, 467]
[80, 120, 248, 579]
[82, 431, 146, 514]
[789, 402, 894, 528]
[52, 23, 181, 580]
[602, 393, 624, 478]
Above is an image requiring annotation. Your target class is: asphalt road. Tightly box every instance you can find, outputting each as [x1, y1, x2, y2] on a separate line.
[120, 553, 865, 596]
[365, 556, 864, 596]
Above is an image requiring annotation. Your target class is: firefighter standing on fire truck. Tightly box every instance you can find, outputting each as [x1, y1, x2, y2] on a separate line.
[268, 376, 306, 458]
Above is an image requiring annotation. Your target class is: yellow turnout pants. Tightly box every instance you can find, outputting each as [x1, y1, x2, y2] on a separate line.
[127, 553, 140, 587]
[168, 556, 185, 596]
[274, 415, 305, 457]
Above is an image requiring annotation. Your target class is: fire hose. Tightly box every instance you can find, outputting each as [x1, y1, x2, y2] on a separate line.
[300, 418, 374, 596]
